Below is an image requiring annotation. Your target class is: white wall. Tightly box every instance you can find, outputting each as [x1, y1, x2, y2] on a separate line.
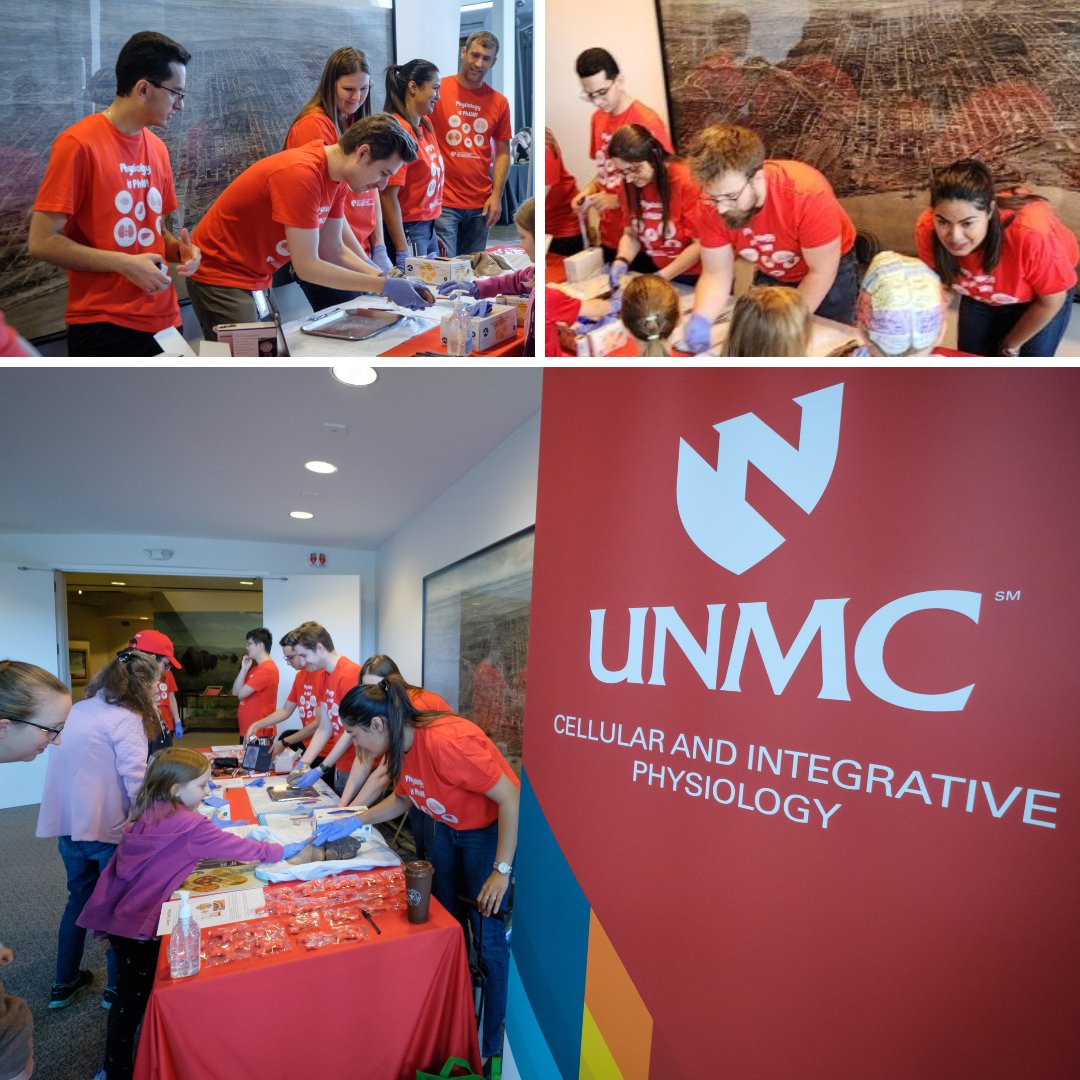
[376, 411, 541, 683]
[394, 0, 461, 81]
[547, 0, 670, 187]
[0, 534, 377, 809]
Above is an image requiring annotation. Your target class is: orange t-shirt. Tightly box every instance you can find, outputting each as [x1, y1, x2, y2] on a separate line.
[286, 111, 378, 250]
[624, 159, 704, 272]
[192, 142, 347, 289]
[32, 113, 180, 332]
[387, 114, 445, 222]
[237, 660, 280, 737]
[153, 670, 179, 732]
[697, 159, 856, 284]
[394, 714, 518, 831]
[285, 667, 327, 747]
[323, 656, 363, 772]
[431, 76, 512, 210]
[410, 687, 451, 713]
[591, 101, 672, 250]
[545, 138, 580, 240]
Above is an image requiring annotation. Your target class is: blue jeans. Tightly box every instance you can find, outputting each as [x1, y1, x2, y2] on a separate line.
[391, 218, 439, 262]
[755, 246, 860, 325]
[430, 819, 509, 1059]
[57, 836, 119, 989]
[435, 207, 490, 257]
[958, 288, 1076, 356]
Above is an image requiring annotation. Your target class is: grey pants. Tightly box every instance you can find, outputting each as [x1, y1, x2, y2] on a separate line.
[186, 279, 257, 342]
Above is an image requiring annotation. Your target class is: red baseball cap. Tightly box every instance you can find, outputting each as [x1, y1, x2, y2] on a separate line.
[128, 629, 182, 669]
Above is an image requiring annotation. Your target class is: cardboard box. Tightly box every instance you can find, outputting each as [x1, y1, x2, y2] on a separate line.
[557, 318, 628, 357]
[403, 255, 473, 285]
[494, 294, 530, 328]
[439, 304, 518, 352]
[563, 246, 603, 283]
[554, 274, 611, 301]
[213, 321, 281, 357]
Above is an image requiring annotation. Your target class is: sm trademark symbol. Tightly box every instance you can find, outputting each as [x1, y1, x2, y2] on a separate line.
[994, 589, 1022, 602]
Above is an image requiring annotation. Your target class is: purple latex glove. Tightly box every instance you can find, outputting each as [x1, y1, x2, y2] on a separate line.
[207, 780, 217, 790]
[370, 243, 393, 273]
[383, 277, 433, 310]
[203, 795, 228, 808]
[292, 765, 326, 790]
[609, 260, 628, 289]
[312, 818, 359, 846]
[437, 279, 479, 298]
[683, 314, 712, 354]
[246, 777, 267, 788]
[465, 300, 493, 318]
[282, 840, 311, 859]
[394, 249, 409, 271]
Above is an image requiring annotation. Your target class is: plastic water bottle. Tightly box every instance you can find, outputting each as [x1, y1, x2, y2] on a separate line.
[168, 889, 201, 978]
[446, 297, 473, 356]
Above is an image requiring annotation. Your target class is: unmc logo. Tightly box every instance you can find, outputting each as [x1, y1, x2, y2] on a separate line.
[676, 383, 844, 574]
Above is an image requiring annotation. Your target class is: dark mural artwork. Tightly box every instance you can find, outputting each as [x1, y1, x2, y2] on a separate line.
[656, 0, 1080, 253]
[0, 0, 391, 340]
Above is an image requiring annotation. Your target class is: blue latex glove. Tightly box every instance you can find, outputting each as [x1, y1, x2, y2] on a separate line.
[437, 279, 479, 298]
[203, 795, 228, 808]
[383, 277, 433, 310]
[281, 840, 311, 859]
[609, 292, 623, 316]
[173, 719, 184, 740]
[312, 818, 359, 846]
[426, 237, 440, 258]
[292, 766, 325, 790]
[211, 814, 251, 829]
[246, 777, 266, 788]
[684, 314, 712, 354]
[465, 300, 493, 318]
[394, 249, 409, 271]
[207, 780, 217, 790]
[609, 260, 628, 289]
[370, 243, 393, 273]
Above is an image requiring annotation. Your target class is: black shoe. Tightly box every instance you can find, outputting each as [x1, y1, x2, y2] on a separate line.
[48, 969, 93, 1009]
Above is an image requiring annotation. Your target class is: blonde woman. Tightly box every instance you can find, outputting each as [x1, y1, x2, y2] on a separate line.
[723, 285, 812, 357]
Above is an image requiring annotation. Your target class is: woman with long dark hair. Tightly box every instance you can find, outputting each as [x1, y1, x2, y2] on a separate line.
[283, 47, 391, 312]
[607, 123, 704, 287]
[915, 159, 1078, 356]
[381, 59, 446, 268]
[36, 649, 160, 1011]
[339, 674, 518, 1068]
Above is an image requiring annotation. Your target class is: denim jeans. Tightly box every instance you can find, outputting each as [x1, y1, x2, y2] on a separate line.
[958, 288, 1076, 356]
[435, 207, 490, 257]
[430, 819, 509, 1059]
[391, 218, 439, 262]
[755, 246, 860, 325]
[56, 837, 119, 989]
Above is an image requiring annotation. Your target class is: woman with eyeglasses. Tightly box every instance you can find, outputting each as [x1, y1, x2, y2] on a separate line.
[0, 660, 70, 764]
[36, 649, 160, 1012]
[569, 48, 672, 261]
[607, 124, 705, 289]
[381, 59, 446, 268]
[283, 47, 392, 313]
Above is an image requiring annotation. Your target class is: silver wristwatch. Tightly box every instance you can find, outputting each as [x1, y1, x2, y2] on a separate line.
[493, 861, 513, 875]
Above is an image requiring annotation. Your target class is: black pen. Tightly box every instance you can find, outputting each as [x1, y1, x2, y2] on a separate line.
[361, 908, 381, 935]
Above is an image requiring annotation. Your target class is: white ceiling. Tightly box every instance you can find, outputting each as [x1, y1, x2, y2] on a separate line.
[0, 366, 542, 548]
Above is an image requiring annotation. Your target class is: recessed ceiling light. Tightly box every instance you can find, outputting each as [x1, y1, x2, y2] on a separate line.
[331, 365, 377, 387]
[305, 460, 338, 474]
[111, 581, 126, 586]
[290, 511, 314, 520]
[239, 580, 255, 585]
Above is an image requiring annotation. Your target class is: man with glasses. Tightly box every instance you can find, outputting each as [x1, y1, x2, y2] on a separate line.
[232, 628, 280, 741]
[569, 48, 672, 260]
[28, 31, 201, 357]
[683, 124, 857, 354]
[432, 31, 513, 256]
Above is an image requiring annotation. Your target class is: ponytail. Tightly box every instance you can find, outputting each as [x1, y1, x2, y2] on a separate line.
[84, 649, 161, 739]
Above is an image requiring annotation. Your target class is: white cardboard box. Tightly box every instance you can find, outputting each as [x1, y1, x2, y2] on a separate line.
[403, 255, 473, 285]
[213, 321, 281, 357]
[439, 304, 517, 351]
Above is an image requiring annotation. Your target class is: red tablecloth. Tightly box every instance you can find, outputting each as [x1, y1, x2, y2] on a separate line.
[379, 323, 524, 357]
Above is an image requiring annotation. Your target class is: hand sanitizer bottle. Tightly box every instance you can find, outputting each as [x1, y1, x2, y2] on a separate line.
[447, 297, 473, 356]
[168, 889, 201, 978]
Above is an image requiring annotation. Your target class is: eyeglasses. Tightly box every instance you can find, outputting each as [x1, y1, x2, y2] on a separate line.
[579, 80, 616, 103]
[611, 161, 649, 179]
[147, 80, 186, 103]
[705, 174, 754, 207]
[18, 717, 64, 743]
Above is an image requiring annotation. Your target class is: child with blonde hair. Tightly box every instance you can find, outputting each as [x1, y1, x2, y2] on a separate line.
[621, 275, 680, 356]
[722, 285, 812, 357]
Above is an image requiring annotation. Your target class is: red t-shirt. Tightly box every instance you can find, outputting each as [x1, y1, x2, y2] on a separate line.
[410, 687, 451, 713]
[32, 112, 180, 332]
[387, 114, 445, 222]
[545, 138, 580, 240]
[590, 100, 672, 250]
[914, 200, 1079, 306]
[323, 656, 363, 772]
[431, 76, 512, 210]
[154, 670, 179, 732]
[192, 142, 347, 289]
[470, 662, 506, 732]
[285, 667, 327, 747]
[625, 159, 704, 272]
[394, 714, 518, 831]
[286, 111, 378, 250]
[697, 159, 856, 284]
[237, 660, 280, 737]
